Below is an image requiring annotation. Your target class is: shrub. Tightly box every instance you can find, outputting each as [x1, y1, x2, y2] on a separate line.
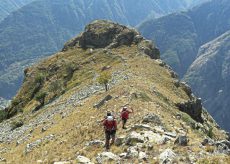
[49, 81, 62, 93]
[11, 98, 20, 106]
[35, 73, 45, 84]
[207, 127, 214, 139]
[11, 119, 24, 130]
[35, 91, 47, 103]
[0, 110, 7, 122]
[97, 71, 112, 91]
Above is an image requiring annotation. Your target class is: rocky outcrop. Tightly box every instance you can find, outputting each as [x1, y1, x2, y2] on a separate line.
[63, 20, 160, 59]
[142, 113, 162, 125]
[176, 97, 203, 123]
[93, 95, 112, 109]
[184, 30, 230, 132]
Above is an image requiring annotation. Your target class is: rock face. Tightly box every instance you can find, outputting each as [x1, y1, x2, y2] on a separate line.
[176, 97, 203, 123]
[63, 20, 160, 59]
[184, 30, 230, 132]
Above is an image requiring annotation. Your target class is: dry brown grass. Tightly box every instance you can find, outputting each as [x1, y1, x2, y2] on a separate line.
[0, 45, 228, 163]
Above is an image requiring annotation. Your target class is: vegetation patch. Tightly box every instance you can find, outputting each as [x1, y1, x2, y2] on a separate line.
[11, 119, 24, 130]
[0, 110, 6, 122]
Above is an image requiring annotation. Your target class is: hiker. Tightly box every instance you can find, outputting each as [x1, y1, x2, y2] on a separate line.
[120, 106, 133, 129]
[102, 112, 117, 150]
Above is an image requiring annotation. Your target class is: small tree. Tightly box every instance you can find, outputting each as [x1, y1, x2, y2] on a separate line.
[35, 91, 47, 105]
[97, 72, 112, 91]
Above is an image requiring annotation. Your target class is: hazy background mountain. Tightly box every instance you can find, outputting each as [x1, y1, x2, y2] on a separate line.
[0, 0, 36, 22]
[0, 0, 206, 101]
[139, 0, 230, 77]
[139, 0, 230, 131]
[184, 31, 230, 131]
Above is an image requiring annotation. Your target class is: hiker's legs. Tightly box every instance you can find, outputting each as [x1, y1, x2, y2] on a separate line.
[122, 118, 127, 129]
[105, 131, 111, 150]
[110, 130, 116, 145]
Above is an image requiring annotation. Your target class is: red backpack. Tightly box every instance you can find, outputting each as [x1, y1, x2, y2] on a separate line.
[121, 110, 129, 119]
[103, 117, 117, 131]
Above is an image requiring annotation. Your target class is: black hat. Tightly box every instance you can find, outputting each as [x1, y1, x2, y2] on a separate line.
[107, 112, 112, 116]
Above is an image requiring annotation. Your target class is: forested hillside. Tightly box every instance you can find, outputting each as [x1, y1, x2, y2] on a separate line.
[0, 0, 35, 22]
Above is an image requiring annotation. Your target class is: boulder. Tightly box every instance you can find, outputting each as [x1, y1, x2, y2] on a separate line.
[115, 136, 126, 146]
[142, 131, 167, 144]
[119, 153, 127, 158]
[164, 132, 177, 138]
[126, 146, 139, 158]
[0, 157, 6, 162]
[54, 162, 71, 164]
[125, 131, 145, 146]
[142, 114, 162, 125]
[96, 152, 120, 164]
[138, 151, 148, 161]
[86, 140, 104, 147]
[215, 140, 230, 155]
[201, 138, 215, 146]
[174, 135, 189, 146]
[76, 155, 92, 164]
[130, 124, 152, 131]
[159, 149, 176, 164]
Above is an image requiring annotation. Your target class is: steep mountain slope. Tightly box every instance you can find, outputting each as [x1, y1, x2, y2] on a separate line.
[0, 20, 229, 164]
[139, 0, 230, 131]
[139, 0, 230, 77]
[0, 0, 36, 22]
[184, 31, 230, 131]
[0, 0, 208, 100]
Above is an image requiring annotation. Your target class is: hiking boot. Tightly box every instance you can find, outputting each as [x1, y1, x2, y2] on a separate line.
[105, 147, 110, 151]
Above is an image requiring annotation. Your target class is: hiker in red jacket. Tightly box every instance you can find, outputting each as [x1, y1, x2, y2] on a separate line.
[120, 106, 133, 129]
[102, 113, 117, 150]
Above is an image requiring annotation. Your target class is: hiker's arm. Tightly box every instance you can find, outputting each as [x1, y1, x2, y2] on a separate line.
[114, 120, 118, 130]
[130, 107, 134, 113]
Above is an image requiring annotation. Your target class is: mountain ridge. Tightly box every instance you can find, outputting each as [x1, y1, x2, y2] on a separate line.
[0, 20, 229, 163]
[0, 0, 208, 100]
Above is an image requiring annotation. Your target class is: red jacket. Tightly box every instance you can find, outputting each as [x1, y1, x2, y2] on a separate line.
[103, 119, 117, 131]
[120, 110, 131, 119]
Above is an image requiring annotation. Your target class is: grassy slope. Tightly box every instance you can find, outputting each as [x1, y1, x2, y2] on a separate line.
[0, 44, 228, 163]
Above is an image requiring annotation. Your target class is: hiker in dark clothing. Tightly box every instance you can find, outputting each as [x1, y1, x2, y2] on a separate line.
[102, 113, 117, 150]
[120, 106, 133, 129]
